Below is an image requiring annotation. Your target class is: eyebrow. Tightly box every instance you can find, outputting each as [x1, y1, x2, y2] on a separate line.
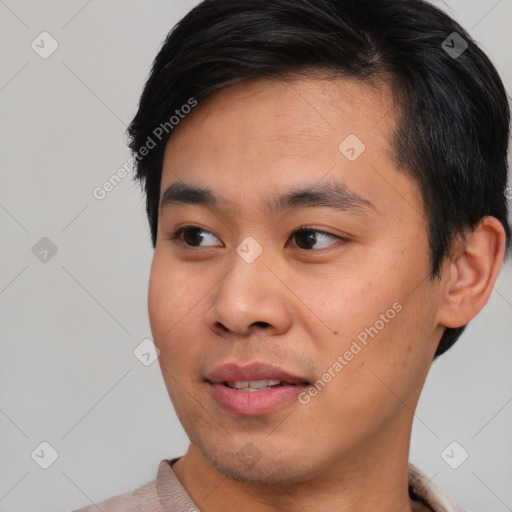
[160, 180, 377, 216]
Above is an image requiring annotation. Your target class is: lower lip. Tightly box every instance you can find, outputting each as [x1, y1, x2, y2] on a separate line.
[210, 383, 308, 416]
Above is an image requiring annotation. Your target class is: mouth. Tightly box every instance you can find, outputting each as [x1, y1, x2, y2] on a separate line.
[206, 361, 310, 385]
[222, 379, 308, 391]
[206, 362, 311, 415]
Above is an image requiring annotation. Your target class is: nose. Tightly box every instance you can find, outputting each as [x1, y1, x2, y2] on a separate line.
[204, 248, 293, 338]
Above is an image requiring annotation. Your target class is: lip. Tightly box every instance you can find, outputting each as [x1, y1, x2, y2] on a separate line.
[206, 362, 310, 416]
[206, 362, 310, 385]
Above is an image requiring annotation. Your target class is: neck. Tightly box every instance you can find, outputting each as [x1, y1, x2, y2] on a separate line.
[171, 426, 415, 512]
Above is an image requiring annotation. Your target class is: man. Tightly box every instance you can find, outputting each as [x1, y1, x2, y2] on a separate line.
[74, 0, 510, 510]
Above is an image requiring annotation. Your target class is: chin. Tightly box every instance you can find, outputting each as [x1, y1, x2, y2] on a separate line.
[193, 436, 315, 485]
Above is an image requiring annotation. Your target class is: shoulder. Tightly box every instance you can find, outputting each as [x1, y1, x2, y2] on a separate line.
[408, 463, 468, 512]
[71, 478, 159, 512]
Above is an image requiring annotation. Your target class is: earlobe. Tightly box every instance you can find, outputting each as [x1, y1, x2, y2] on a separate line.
[437, 216, 506, 329]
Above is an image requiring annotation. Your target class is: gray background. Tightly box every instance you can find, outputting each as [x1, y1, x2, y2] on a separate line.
[0, 1, 511, 511]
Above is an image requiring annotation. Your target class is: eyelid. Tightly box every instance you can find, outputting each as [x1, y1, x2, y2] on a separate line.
[290, 226, 344, 250]
[169, 224, 223, 248]
[168, 224, 345, 251]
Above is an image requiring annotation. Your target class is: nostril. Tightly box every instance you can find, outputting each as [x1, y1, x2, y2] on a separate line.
[251, 321, 270, 329]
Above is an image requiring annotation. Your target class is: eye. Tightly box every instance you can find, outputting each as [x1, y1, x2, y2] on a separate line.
[168, 226, 222, 248]
[289, 227, 341, 251]
[168, 225, 342, 251]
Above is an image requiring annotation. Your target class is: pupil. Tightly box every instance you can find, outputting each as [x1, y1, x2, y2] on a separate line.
[184, 228, 203, 245]
[297, 230, 316, 249]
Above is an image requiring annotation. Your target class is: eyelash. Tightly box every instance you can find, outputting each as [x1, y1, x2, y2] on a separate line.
[167, 225, 344, 251]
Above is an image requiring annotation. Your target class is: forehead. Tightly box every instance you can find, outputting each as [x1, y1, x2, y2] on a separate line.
[160, 76, 420, 220]
[166, 75, 395, 154]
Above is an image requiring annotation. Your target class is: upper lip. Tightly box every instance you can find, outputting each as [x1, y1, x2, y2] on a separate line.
[207, 362, 310, 385]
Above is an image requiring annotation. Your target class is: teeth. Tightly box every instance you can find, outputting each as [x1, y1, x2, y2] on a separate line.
[225, 379, 283, 390]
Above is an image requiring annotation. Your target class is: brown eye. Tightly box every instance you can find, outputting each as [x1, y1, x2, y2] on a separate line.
[168, 225, 342, 251]
[169, 227, 222, 247]
[291, 228, 340, 250]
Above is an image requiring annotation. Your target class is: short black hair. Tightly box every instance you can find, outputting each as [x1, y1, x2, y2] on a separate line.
[127, 0, 511, 357]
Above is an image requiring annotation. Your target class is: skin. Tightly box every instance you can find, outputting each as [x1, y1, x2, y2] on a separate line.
[147, 75, 506, 512]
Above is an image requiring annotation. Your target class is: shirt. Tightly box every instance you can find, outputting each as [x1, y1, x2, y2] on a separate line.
[71, 457, 467, 512]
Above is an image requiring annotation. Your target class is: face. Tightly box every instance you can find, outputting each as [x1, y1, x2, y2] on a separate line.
[148, 76, 445, 485]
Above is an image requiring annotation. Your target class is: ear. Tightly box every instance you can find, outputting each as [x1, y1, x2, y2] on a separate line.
[436, 216, 507, 329]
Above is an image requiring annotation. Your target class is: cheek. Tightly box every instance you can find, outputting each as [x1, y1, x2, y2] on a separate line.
[342, 283, 438, 404]
[311, 256, 437, 401]
[148, 266, 194, 413]
[148, 259, 174, 342]
[308, 267, 400, 346]
[148, 253, 199, 339]
[147, 254, 197, 366]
